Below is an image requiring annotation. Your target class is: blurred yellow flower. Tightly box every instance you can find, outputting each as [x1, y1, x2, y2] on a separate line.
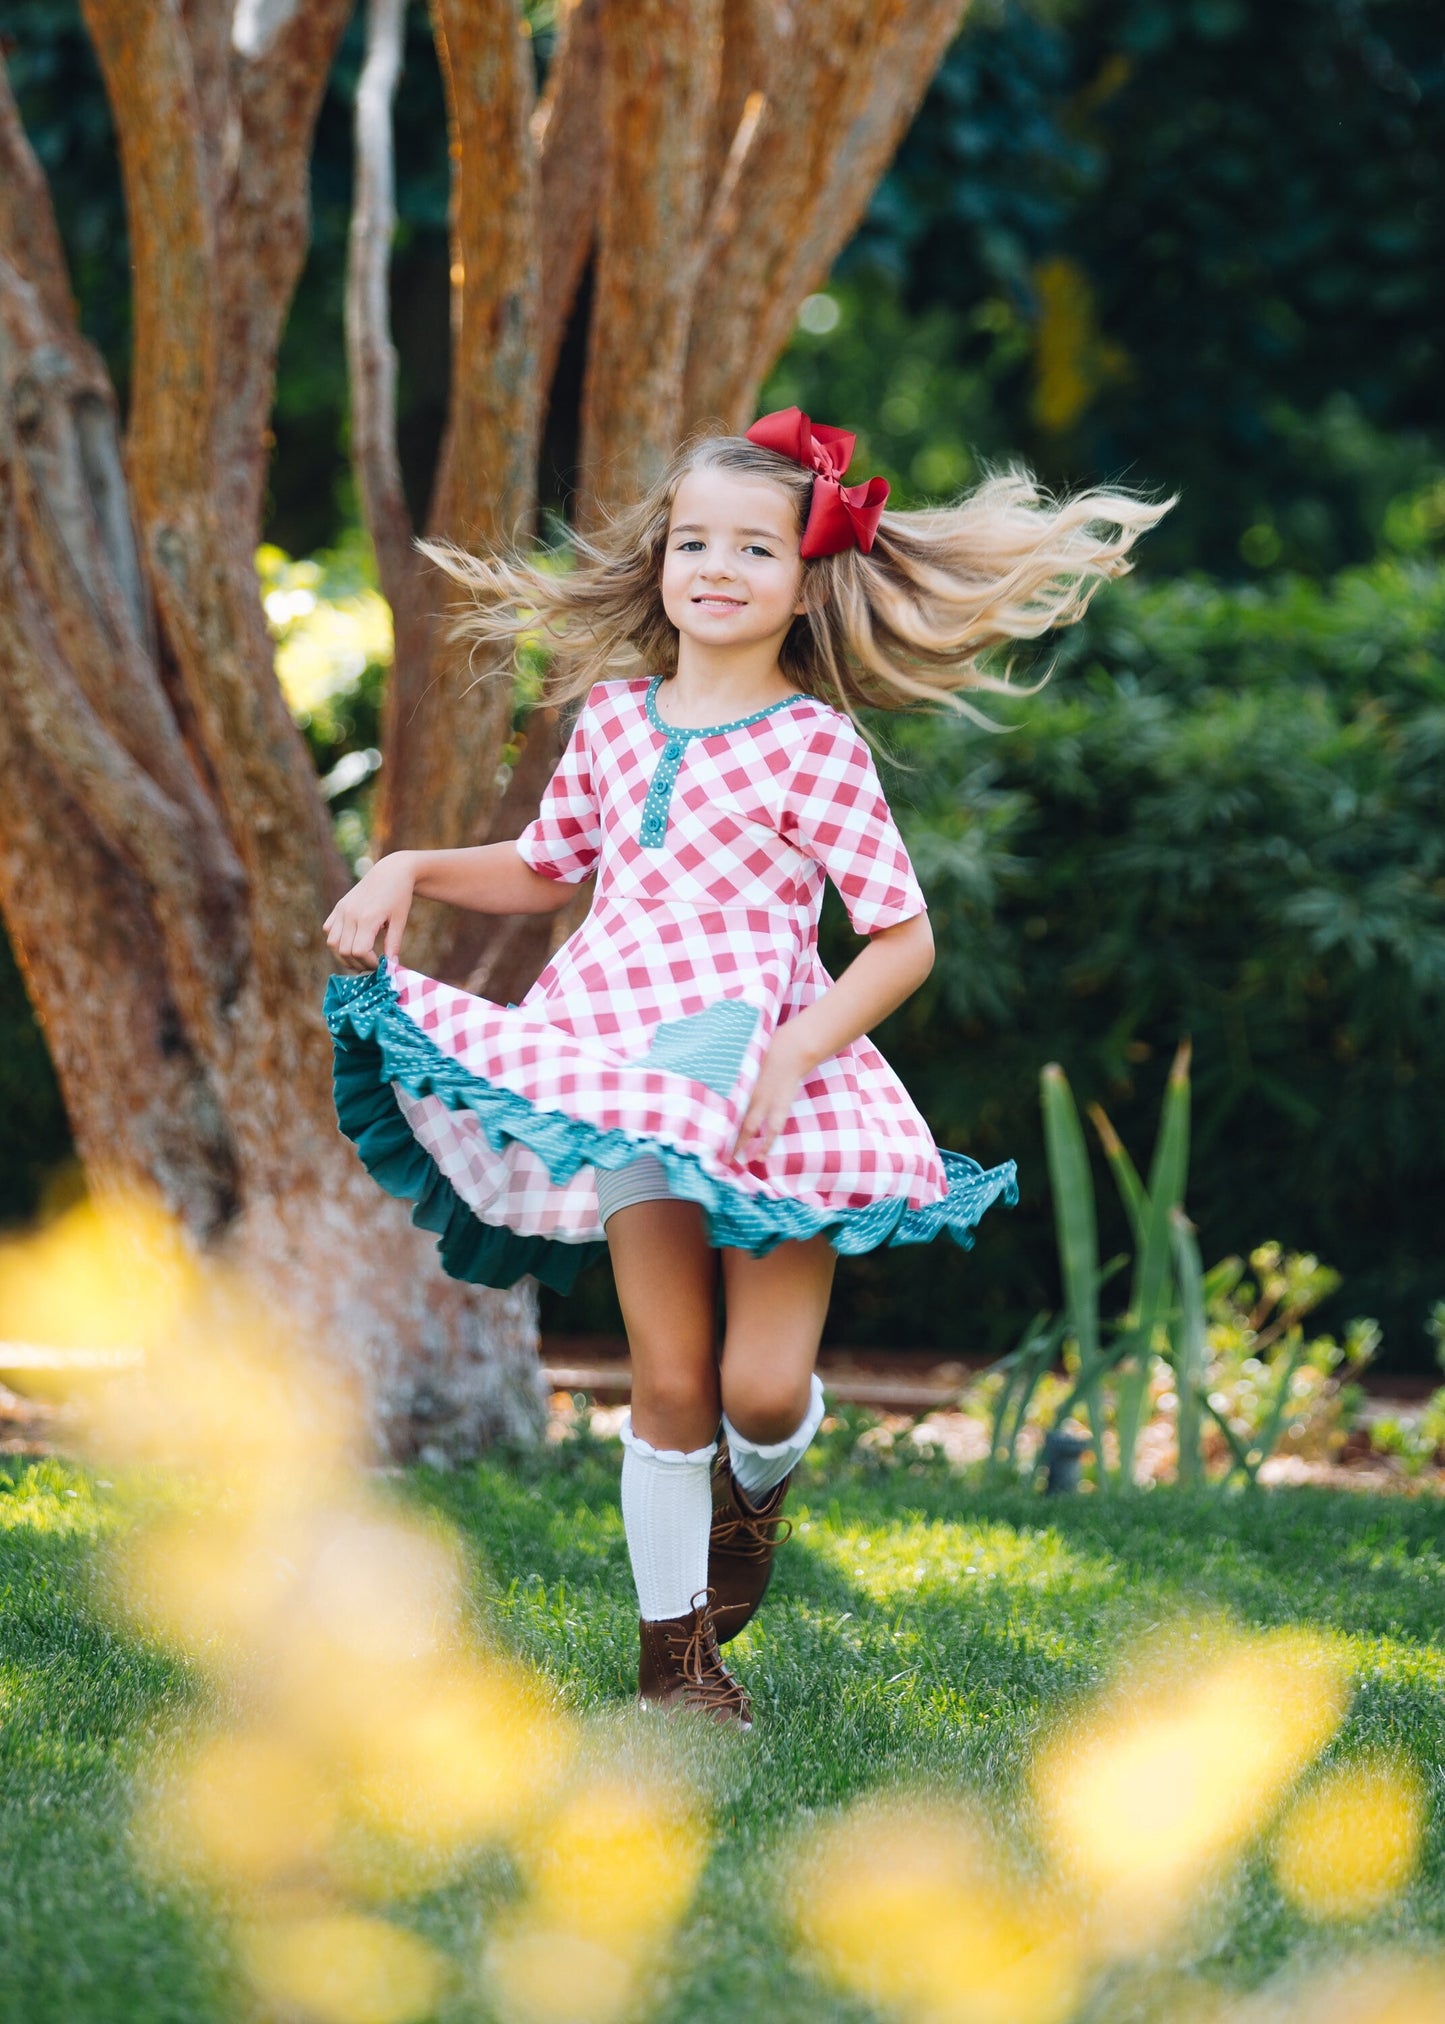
[347, 1657, 572, 1859]
[142, 1728, 339, 1886]
[794, 1797, 1081, 2024]
[484, 1771, 709, 2023]
[244, 1910, 444, 2024]
[1274, 1755, 1425, 1920]
[1033, 1629, 1349, 1952]
[522, 1771, 706, 1949]
[484, 1926, 636, 2024]
[0, 1195, 196, 1362]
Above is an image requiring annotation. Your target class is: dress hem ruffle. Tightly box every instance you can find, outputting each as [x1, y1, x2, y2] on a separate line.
[325, 966, 1018, 1294]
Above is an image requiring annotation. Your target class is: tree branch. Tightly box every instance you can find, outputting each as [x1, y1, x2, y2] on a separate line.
[428, 0, 539, 546]
[179, 0, 238, 216]
[0, 696, 243, 1235]
[0, 569, 240, 1025]
[532, 0, 603, 406]
[368, 0, 538, 903]
[0, 57, 77, 332]
[80, 0, 219, 508]
[218, 0, 354, 535]
[0, 252, 249, 1007]
[348, 0, 440, 863]
[683, 0, 971, 429]
[348, 0, 417, 610]
[705, 0, 779, 197]
[82, 0, 347, 1003]
[577, 0, 723, 513]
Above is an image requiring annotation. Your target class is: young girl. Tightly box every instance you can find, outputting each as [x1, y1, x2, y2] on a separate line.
[323, 408, 1165, 1730]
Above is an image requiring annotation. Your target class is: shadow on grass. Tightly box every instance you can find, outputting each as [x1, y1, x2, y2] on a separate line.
[413, 1452, 1445, 1803]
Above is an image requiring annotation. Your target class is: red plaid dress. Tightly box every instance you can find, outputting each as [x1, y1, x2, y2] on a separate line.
[326, 676, 1016, 1291]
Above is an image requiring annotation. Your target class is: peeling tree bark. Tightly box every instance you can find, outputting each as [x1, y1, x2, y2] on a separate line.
[1, 0, 970, 1459]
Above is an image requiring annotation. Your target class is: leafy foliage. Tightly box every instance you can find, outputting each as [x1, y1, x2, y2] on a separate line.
[826, 553, 1445, 1365]
[968, 1238, 1384, 1489]
[860, 0, 1445, 573]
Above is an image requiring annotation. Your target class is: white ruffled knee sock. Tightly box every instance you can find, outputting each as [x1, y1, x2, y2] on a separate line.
[618, 1418, 717, 1622]
[723, 1374, 826, 1502]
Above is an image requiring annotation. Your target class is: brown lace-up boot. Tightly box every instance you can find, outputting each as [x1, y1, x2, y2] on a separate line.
[708, 1443, 794, 1645]
[637, 1591, 752, 1728]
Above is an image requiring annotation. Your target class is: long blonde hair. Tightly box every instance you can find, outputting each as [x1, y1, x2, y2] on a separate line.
[422, 430, 1171, 716]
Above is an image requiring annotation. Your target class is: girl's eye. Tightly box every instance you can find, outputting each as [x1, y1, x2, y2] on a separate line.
[677, 539, 706, 552]
[744, 544, 774, 558]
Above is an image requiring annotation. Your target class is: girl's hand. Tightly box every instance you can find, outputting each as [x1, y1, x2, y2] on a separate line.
[731, 1026, 812, 1165]
[323, 852, 416, 972]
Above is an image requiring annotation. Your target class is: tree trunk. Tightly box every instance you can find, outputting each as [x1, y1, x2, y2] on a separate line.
[0, 0, 969, 1459]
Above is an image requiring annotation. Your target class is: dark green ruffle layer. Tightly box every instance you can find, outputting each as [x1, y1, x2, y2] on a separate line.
[325, 965, 1018, 1294]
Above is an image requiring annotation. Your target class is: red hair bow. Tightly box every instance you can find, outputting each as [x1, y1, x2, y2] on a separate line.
[745, 406, 890, 559]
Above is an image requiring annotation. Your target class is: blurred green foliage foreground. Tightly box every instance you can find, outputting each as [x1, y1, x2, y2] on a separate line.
[2, 1443, 1443, 2024]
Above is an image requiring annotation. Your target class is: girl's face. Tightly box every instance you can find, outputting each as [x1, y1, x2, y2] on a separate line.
[661, 467, 806, 652]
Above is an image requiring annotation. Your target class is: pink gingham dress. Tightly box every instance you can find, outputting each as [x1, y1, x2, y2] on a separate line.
[326, 676, 1016, 1291]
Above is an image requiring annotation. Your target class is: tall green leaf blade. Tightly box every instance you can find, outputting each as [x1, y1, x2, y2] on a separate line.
[1112, 1335, 1152, 1485]
[1170, 1208, 1208, 1488]
[1041, 1062, 1106, 1481]
[1041, 1064, 1100, 1369]
[1088, 1102, 1146, 1243]
[1133, 1039, 1192, 1327]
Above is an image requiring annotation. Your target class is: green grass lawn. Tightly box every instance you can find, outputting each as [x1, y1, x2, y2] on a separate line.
[2, 1440, 1443, 2024]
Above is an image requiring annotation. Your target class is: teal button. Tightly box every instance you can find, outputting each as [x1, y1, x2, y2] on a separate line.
[637, 676, 810, 846]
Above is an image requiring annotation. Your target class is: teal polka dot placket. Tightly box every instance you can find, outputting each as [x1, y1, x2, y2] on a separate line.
[638, 735, 686, 846]
[638, 676, 810, 846]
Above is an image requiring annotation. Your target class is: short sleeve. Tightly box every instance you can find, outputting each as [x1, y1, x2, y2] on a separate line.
[780, 713, 928, 933]
[514, 703, 602, 884]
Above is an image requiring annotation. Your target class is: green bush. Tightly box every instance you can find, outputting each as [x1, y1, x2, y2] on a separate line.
[827, 552, 1445, 1365]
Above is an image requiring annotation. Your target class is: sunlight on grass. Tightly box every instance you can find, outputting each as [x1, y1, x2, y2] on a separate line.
[795, 1511, 1113, 1607]
[1346, 1639, 1445, 1692]
[0, 1457, 109, 1537]
[486, 1765, 709, 2024]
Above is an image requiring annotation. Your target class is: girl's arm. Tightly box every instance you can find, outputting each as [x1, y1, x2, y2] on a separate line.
[733, 911, 935, 1161]
[324, 843, 584, 972]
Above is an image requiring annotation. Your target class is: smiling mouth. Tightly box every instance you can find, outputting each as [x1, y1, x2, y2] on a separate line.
[693, 594, 745, 608]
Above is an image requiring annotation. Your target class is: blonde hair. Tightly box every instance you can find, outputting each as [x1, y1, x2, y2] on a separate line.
[422, 430, 1171, 716]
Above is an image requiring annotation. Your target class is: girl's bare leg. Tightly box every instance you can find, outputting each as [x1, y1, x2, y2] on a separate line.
[718, 1233, 835, 1443]
[606, 1197, 720, 1450]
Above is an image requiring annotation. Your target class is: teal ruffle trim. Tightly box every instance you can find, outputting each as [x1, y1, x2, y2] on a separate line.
[325, 965, 1018, 1294]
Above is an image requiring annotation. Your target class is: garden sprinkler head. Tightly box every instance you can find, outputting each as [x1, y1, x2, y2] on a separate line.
[1040, 1427, 1093, 1495]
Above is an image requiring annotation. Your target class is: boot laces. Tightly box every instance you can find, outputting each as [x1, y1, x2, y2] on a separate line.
[712, 1495, 793, 1561]
[667, 1594, 746, 1711]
